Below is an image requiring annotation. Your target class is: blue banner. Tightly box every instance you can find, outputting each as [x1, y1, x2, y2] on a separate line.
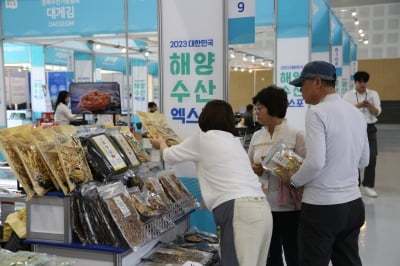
[1, 0, 157, 38]
[343, 31, 350, 66]
[312, 0, 330, 53]
[255, 0, 274, 26]
[228, 17, 255, 44]
[331, 11, 342, 46]
[95, 56, 127, 73]
[277, 0, 310, 38]
[45, 47, 73, 66]
[4, 43, 31, 63]
[48, 72, 68, 106]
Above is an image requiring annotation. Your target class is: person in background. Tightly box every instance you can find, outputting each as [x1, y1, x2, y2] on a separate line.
[148, 101, 158, 113]
[248, 85, 306, 266]
[288, 61, 369, 266]
[241, 104, 256, 133]
[343, 71, 382, 197]
[150, 100, 272, 266]
[54, 91, 77, 125]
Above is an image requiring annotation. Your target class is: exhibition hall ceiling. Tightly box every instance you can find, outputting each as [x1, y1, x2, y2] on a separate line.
[5, 0, 397, 70]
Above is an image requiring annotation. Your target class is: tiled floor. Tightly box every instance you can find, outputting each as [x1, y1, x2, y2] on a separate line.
[359, 124, 400, 266]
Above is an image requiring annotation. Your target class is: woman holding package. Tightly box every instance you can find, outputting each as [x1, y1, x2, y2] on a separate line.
[150, 99, 272, 266]
[248, 85, 306, 266]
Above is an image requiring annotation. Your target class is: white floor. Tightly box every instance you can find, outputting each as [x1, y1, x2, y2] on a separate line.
[358, 124, 400, 266]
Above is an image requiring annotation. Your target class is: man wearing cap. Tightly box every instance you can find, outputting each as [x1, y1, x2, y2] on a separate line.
[285, 61, 369, 266]
[343, 71, 382, 198]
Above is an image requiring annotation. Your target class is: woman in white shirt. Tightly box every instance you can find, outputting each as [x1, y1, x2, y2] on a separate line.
[150, 100, 272, 266]
[54, 91, 77, 125]
[249, 85, 306, 266]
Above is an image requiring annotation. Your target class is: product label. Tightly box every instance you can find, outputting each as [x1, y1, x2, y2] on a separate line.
[92, 135, 127, 171]
[271, 152, 291, 169]
[113, 196, 131, 218]
[114, 135, 140, 166]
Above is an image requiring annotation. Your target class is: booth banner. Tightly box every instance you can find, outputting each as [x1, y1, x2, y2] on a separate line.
[160, 0, 225, 139]
[228, 0, 255, 44]
[1, 0, 158, 38]
[341, 31, 351, 95]
[350, 41, 357, 90]
[276, 0, 310, 131]
[45, 47, 72, 66]
[311, 0, 330, 61]
[255, 0, 274, 26]
[95, 56, 127, 74]
[276, 38, 309, 131]
[4, 70, 30, 108]
[3, 43, 31, 64]
[330, 11, 343, 94]
[131, 65, 148, 115]
[47, 72, 68, 107]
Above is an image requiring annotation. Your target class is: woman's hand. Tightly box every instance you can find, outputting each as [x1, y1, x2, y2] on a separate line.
[252, 162, 264, 176]
[149, 137, 168, 154]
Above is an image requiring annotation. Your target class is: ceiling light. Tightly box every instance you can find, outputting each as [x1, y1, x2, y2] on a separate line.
[268, 62, 273, 67]
[261, 61, 266, 66]
[249, 69, 253, 73]
[251, 56, 255, 63]
[242, 55, 247, 62]
[234, 67, 238, 71]
[358, 29, 363, 34]
[363, 40, 369, 45]
[240, 68, 245, 72]
[352, 11, 357, 16]
[121, 47, 126, 53]
[95, 43, 101, 49]
[360, 33, 365, 37]
[354, 20, 359, 26]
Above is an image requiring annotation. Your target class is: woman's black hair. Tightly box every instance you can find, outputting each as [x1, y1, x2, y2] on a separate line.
[252, 85, 288, 118]
[55, 90, 70, 110]
[199, 99, 236, 135]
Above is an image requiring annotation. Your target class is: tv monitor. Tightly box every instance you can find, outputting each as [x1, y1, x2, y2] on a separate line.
[69, 82, 121, 115]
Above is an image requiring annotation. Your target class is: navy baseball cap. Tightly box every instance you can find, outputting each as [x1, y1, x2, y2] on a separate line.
[289, 61, 337, 87]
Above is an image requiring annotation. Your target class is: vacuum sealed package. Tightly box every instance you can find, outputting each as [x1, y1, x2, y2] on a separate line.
[86, 133, 128, 182]
[262, 140, 304, 180]
[98, 182, 144, 250]
[106, 127, 140, 167]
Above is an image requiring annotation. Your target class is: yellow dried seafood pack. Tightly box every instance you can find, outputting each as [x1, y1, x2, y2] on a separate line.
[0, 124, 35, 200]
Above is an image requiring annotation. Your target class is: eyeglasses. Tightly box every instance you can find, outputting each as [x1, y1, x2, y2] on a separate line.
[255, 106, 265, 113]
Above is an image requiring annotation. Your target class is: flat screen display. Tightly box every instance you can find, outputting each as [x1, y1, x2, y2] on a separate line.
[69, 82, 121, 114]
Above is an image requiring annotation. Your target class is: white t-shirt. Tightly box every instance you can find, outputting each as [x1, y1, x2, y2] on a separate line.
[54, 103, 75, 125]
[343, 88, 382, 124]
[291, 94, 370, 205]
[163, 130, 265, 210]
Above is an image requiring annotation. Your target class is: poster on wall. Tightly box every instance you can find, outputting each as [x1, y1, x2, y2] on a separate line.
[4, 70, 30, 109]
[47, 72, 68, 107]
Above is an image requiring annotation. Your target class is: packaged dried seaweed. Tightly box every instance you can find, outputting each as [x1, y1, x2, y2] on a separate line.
[99, 182, 144, 249]
[144, 246, 213, 265]
[119, 126, 151, 163]
[52, 126, 93, 192]
[0, 124, 35, 199]
[107, 127, 140, 167]
[31, 127, 70, 194]
[85, 133, 128, 181]
[10, 128, 55, 196]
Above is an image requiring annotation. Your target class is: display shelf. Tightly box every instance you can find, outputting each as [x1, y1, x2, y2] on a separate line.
[25, 211, 192, 266]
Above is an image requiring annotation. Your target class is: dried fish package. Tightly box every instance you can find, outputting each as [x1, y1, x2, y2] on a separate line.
[52, 126, 93, 192]
[31, 127, 70, 194]
[10, 128, 55, 196]
[99, 182, 144, 249]
[0, 124, 35, 199]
